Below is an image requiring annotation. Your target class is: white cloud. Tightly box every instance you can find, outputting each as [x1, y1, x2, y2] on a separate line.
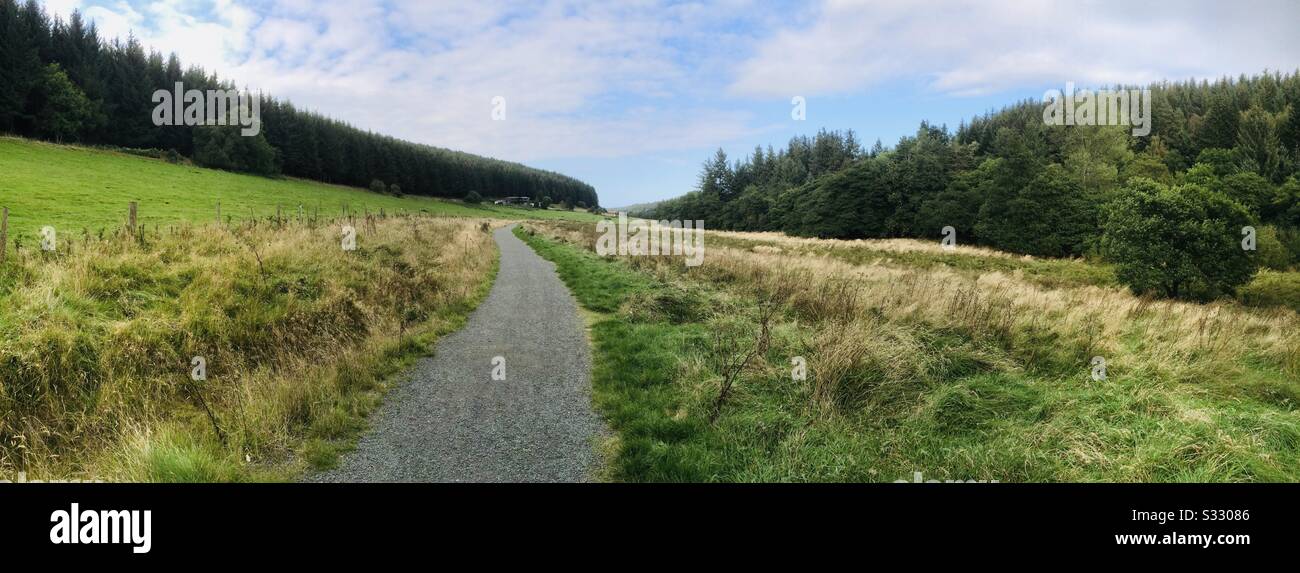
[730, 0, 1300, 98]
[57, 0, 1300, 171]
[40, 0, 83, 20]
[81, 1, 143, 42]
[65, 0, 770, 163]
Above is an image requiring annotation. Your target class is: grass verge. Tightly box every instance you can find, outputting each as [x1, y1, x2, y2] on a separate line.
[518, 221, 1300, 482]
[1, 215, 498, 481]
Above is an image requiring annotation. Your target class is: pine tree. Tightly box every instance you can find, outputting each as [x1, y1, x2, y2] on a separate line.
[0, 0, 41, 132]
[1236, 104, 1289, 182]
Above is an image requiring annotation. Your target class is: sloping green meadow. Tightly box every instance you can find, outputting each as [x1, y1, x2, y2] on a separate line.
[0, 136, 599, 245]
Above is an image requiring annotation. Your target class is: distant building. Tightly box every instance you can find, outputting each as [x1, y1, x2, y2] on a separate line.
[494, 196, 531, 206]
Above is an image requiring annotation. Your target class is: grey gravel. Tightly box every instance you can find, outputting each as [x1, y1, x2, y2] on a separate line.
[308, 224, 603, 482]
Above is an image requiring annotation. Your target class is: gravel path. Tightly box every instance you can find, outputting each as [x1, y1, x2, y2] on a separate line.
[309, 224, 603, 482]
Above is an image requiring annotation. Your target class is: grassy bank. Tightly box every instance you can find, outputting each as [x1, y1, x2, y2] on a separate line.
[0, 136, 601, 244]
[0, 215, 497, 481]
[519, 221, 1300, 482]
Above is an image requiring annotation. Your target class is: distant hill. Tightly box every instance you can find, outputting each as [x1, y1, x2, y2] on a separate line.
[611, 200, 666, 216]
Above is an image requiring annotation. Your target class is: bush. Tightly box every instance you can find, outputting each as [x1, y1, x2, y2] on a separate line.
[1255, 226, 1293, 271]
[192, 125, 278, 176]
[1101, 178, 1258, 301]
[369, 179, 386, 194]
[389, 184, 402, 197]
[540, 196, 553, 209]
[464, 191, 482, 204]
[1238, 270, 1300, 312]
[1268, 177, 1300, 227]
[116, 147, 183, 164]
[1277, 226, 1300, 264]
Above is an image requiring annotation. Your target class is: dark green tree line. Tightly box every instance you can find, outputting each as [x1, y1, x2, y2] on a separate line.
[0, 0, 597, 205]
[643, 72, 1300, 300]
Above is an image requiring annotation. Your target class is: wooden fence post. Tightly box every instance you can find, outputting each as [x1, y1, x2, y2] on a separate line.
[216, 201, 221, 225]
[0, 207, 8, 264]
[128, 201, 138, 231]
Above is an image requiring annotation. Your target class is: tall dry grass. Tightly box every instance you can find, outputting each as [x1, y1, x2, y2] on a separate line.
[0, 215, 496, 481]
[711, 229, 1025, 259]
[541, 219, 1299, 384]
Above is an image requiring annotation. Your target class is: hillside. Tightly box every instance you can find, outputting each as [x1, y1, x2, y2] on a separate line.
[614, 200, 665, 215]
[0, 137, 601, 244]
[0, 0, 598, 205]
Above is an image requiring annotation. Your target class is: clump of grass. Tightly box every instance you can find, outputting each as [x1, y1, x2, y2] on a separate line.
[618, 282, 714, 324]
[0, 215, 496, 481]
[109, 427, 243, 483]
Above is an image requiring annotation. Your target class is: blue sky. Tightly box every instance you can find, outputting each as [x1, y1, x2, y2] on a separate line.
[38, 0, 1300, 207]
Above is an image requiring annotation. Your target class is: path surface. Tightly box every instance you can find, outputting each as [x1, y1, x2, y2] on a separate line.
[310, 224, 603, 482]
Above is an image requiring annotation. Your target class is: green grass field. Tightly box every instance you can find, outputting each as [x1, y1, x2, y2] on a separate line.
[0, 137, 601, 243]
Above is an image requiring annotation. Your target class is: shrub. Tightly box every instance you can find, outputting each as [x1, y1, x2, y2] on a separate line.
[1238, 270, 1300, 312]
[369, 179, 386, 194]
[1277, 226, 1300, 264]
[464, 190, 482, 204]
[1267, 177, 1300, 227]
[193, 125, 278, 176]
[1255, 226, 1293, 271]
[389, 183, 402, 197]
